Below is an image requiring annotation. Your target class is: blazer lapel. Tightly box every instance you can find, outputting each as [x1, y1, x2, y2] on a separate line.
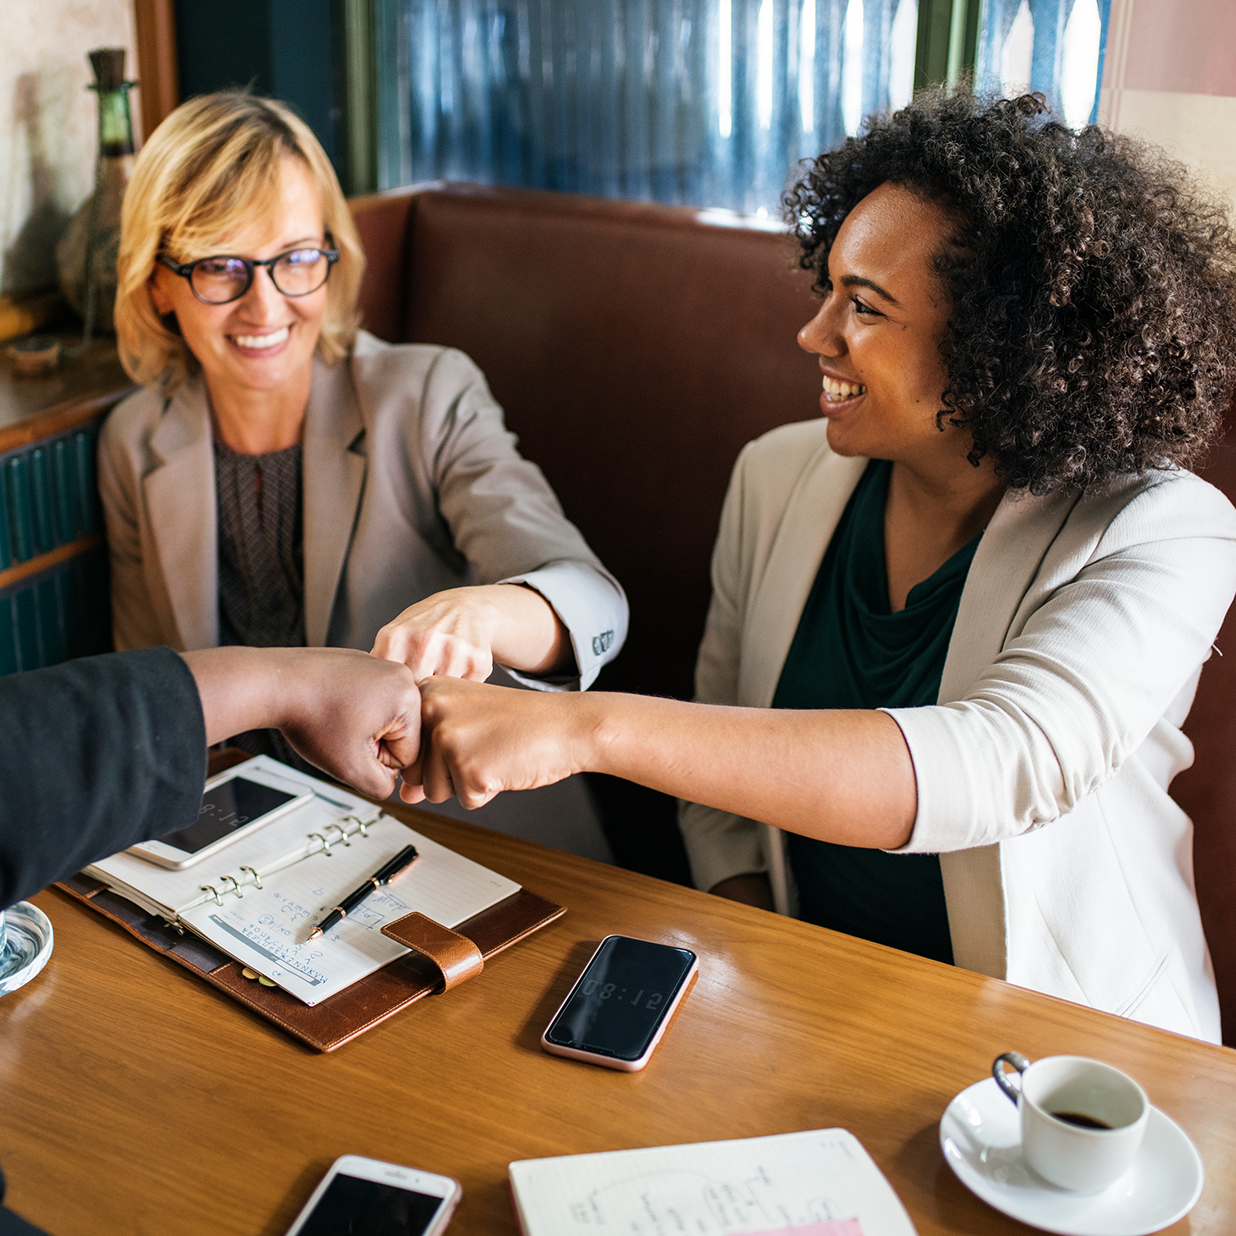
[144, 381, 217, 649]
[938, 484, 1083, 980]
[739, 446, 868, 707]
[302, 357, 366, 647]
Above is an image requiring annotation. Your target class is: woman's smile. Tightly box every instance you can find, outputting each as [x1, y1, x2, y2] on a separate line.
[230, 325, 291, 353]
[820, 370, 867, 404]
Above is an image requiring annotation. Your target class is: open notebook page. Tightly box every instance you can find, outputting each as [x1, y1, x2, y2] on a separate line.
[178, 814, 520, 1004]
[84, 755, 381, 919]
[508, 1128, 917, 1236]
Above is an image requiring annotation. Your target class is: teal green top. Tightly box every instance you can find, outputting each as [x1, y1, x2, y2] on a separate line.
[771, 459, 981, 964]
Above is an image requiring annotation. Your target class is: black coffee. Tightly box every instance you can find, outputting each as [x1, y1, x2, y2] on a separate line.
[1050, 1110, 1114, 1130]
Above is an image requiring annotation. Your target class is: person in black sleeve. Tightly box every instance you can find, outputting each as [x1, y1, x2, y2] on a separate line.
[0, 643, 420, 1233]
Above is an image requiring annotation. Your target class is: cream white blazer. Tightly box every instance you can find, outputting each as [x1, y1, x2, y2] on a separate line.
[680, 419, 1236, 1042]
[98, 332, 627, 690]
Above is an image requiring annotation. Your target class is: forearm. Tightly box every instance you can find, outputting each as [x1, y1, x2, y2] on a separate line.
[485, 584, 572, 675]
[183, 646, 312, 744]
[579, 694, 916, 849]
[414, 679, 917, 849]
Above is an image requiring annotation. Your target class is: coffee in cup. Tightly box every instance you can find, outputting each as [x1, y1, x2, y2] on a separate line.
[992, 1052, 1149, 1192]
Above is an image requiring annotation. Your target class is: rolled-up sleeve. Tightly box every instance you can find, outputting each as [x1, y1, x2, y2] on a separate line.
[888, 478, 1236, 854]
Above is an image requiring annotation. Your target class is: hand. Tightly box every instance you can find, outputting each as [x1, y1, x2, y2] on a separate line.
[183, 647, 421, 800]
[400, 676, 587, 808]
[372, 584, 572, 681]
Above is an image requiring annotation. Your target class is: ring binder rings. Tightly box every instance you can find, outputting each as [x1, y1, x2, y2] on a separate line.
[54, 754, 566, 1051]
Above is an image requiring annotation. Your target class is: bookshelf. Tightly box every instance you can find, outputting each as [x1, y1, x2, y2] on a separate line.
[0, 336, 135, 673]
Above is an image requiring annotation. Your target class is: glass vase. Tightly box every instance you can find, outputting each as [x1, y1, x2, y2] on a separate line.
[55, 47, 136, 338]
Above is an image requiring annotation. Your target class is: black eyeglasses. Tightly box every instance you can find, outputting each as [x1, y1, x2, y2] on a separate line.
[157, 245, 339, 305]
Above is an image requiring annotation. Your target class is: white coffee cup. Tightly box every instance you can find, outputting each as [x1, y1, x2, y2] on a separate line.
[993, 1052, 1149, 1193]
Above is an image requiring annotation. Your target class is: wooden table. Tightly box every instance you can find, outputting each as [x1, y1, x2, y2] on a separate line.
[1, 804, 1233, 1235]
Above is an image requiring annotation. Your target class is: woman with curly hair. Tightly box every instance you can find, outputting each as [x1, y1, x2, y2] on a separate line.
[403, 91, 1236, 1041]
[102, 92, 627, 770]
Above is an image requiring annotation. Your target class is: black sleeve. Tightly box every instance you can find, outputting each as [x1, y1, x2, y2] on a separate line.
[0, 1165, 50, 1235]
[0, 1203, 47, 1236]
[0, 647, 207, 908]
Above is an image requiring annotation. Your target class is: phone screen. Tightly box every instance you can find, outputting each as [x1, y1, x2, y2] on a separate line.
[295, 1174, 447, 1236]
[545, 936, 696, 1061]
[161, 777, 299, 856]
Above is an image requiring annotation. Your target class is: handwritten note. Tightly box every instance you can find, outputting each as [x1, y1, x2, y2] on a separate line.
[179, 815, 519, 1004]
[509, 1130, 916, 1236]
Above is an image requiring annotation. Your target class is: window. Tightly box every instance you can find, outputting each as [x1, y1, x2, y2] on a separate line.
[976, 0, 1111, 127]
[364, 0, 1109, 211]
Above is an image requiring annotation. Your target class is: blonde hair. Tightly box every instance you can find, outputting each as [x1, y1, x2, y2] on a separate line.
[115, 92, 364, 387]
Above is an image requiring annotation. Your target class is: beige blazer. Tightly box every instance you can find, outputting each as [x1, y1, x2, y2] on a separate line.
[97, 332, 627, 689]
[680, 419, 1236, 1042]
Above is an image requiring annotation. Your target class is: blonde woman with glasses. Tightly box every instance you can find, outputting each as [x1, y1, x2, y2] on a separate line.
[105, 92, 626, 774]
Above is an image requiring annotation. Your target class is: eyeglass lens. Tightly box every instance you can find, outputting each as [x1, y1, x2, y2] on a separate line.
[191, 249, 331, 303]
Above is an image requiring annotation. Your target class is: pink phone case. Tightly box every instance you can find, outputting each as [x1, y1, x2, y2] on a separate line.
[540, 937, 699, 1071]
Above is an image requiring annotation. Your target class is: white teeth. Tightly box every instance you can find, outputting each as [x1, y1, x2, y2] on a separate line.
[233, 326, 289, 350]
[822, 376, 866, 401]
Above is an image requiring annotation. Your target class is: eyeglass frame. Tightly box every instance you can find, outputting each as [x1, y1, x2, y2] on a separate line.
[155, 243, 340, 305]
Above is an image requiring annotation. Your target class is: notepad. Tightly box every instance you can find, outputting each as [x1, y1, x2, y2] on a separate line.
[84, 756, 521, 1005]
[508, 1128, 917, 1236]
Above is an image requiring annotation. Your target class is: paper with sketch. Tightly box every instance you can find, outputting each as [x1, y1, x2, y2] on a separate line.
[179, 814, 520, 1004]
[508, 1128, 916, 1236]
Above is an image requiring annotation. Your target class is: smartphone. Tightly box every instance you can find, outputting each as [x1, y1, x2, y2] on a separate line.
[284, 1155, 461, 1236]
[542, 934, 699, 1071]
[127, 762, 312, 870]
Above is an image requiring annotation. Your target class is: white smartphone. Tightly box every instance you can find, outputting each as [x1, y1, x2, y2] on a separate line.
[542, 934, 699, 1071]
[127, 762, 312, 870]
[284, 1155, 461, 1236]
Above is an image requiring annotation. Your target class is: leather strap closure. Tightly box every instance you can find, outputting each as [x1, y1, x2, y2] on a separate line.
[381, 912, 484, 993]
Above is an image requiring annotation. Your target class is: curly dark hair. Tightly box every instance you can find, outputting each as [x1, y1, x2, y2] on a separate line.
[784, 90, 1236, 492]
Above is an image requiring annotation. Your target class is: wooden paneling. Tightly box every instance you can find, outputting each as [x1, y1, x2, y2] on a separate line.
[132, 0, 179, 143]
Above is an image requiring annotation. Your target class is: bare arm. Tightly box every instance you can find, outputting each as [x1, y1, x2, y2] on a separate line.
[371, 583, 572, 681]
[183, 646, 421, 800]
[404, 679, 917, 850]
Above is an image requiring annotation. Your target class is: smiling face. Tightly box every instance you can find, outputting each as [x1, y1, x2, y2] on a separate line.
[797, 182, 967, 475]
[150, 156, 328, 417]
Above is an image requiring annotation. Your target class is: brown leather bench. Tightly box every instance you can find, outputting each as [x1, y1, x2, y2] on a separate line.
[1175, 424, 1236, 1045]
[350, 183, 1236, 1044]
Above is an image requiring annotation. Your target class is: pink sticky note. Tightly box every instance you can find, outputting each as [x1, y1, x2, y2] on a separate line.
[747, 1222, 863, 1236]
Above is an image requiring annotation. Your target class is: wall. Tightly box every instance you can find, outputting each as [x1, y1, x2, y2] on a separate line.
[1100, 0, 1236, 216]
[1, 0, 138, 297]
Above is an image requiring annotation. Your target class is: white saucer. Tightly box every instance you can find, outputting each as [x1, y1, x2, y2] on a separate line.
[939, 1077, 1204, 1236]
[0, 902, 54, 996]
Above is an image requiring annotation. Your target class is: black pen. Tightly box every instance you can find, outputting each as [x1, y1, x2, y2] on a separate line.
[307, 844, 419, 940]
